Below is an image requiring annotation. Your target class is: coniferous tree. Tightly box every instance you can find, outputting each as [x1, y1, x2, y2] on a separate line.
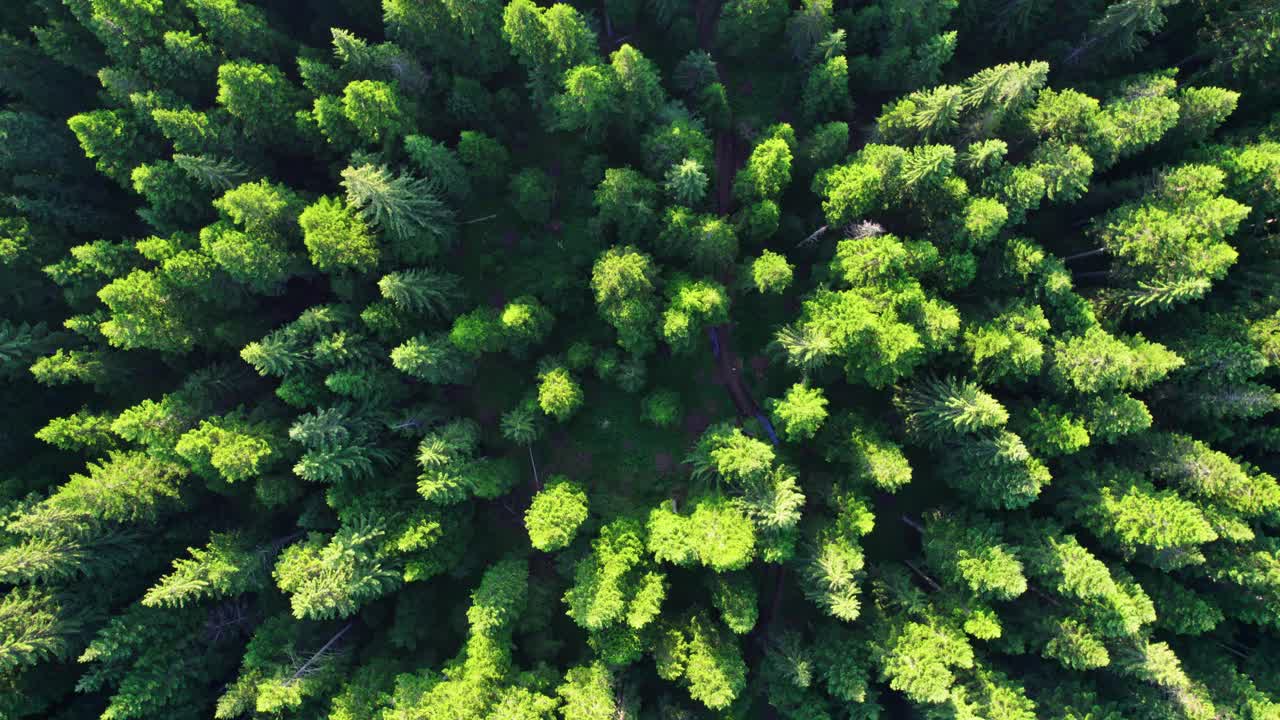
[0, 2, 1278, 718]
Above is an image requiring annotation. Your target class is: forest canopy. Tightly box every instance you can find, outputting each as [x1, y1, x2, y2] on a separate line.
[1, 0, 1280, 719]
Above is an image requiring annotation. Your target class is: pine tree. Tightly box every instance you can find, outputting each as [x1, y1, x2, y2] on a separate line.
[378, 268, 461, 316]
[898, 376, 1009, 443]
[921, 511, 1027, 600]
[536, 365, 583, 421]
[768, 383, 828, 442]
[172, 154, 253, 192]
[299, 196, 379, 272]
[663, 158, 708, 207]
[142, 533, 265, 608]
[525, 477, 588, 551]
[341, 164, 454, 247]
[591, 245, 660, 356]
[274, 522, 402, 620]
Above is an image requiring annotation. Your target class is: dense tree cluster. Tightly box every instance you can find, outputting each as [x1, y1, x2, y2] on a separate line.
[1, 1, 1279, 719]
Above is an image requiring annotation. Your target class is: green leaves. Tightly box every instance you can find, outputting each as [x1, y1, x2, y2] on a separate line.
[688, 423, 775, 485]
[176, 414, 278, 483]
[1091, 163, 1249, 316]
[655, 614, 748, 709]
[466, 556, 528, 634]
[299, 196, 378, 272]
[768, 383, 829, 442]
[832, 413, 913, 492]
[717, 0, 790, 57]
[416, 419, 518, 504]
[172, 154, 252, 192]
[536, 365, 583, 421]
[948, 431, 1052, 510]
[1144, 432, 1280, 518]
[552, 64, 616, 140]
[814, 160, 883, 226]
[751, 250, 794, 294]
[661, 276, 728, 353]
[0, 321, 58, 380]
[900, 144, 956, 188]
[923, 512, 1027, 601]
[1051, 327, 1183, 394]
[680, 614, 748, 709]
[341, 80, 410, 143]
[290, 406, 392, 484]
[879, 620, 974, 704]
[663, 158, 708, 207]
[525, 478, 588, 551]
[392, 333, 473, 384]
[449, 308, 505, 355]
[709, 572, 758, 634]
[803, 535, 865, 621]
[274, 524, 401, 620]
[216, 60, 301, 139]
[959, 62, 1049, 116]
[736, 132, 794, 201]
[564, 517, 656, 631]
[22, 451, 186, 526]
[0, 588, 73, 672]
[552, 44, 664, 139]
[591, 245, 659, 355]
[143, 533, 263, 608]
[557, 662, 615, 720]
[67, 109, 152, 184]
[1073, 467, 1217, 570]
[647, 496, 757, 571]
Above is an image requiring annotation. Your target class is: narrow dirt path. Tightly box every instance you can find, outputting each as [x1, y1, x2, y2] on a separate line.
[709, 325, 757, 417]
[710, 322, 780, 444]
[698, 14, 779, 446]
[714, 130, 740, 215]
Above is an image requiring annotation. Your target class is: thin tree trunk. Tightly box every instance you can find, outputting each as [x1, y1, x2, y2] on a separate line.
[527, 445, 540, 492]
[901, 514, 924, 533]
[287, 622, 353, 685]
[797, 224, 829, 247]
[904, 560, 942, 592]
[1213, 641, 1249, 660]
[1062, 247, 1107, 262]
[459, 213, 497, 225]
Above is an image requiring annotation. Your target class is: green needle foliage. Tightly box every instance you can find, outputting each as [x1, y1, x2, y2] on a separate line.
[1, 2, 1279, 719]
[340, 163, 455, 247]
[525, 477, 589, 551]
